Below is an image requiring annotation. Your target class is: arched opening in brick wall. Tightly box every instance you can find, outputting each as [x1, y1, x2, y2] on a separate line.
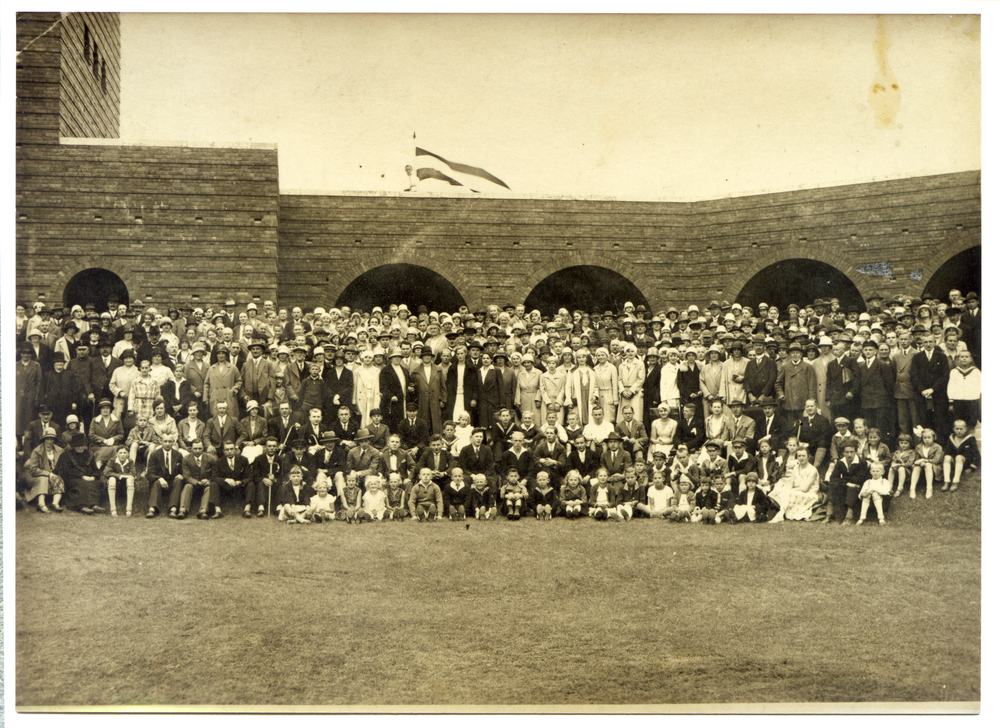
[335, 264, 467, 312]
[921, 246, 980, 301]
[523, 266, 650, 318]
[63, 268, 129, 313]
[736, 259, 865, 312]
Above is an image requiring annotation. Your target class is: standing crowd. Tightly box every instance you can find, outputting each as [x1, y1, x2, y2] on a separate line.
[13, 288, 981, 525]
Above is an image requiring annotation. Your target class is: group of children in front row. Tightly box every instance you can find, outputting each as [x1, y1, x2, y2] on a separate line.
[820, 417, 980, 526]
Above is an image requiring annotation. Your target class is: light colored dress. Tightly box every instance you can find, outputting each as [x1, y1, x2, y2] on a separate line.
[204, 361, 242, 418]
[540, 369, 568, 424]
[648, 416, 678, 460]
[770, 461, 820, 520]
[353, 363, 381, 429]
[593, 362, 619, 423]
[721, 356, 748, 405]
[516, 367, 543, 426]
[617, 358, 645, 424]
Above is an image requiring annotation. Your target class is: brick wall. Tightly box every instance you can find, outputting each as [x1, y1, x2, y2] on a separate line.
[16, 12, 64, 146]
[16, 143, 280, 310]
[279, 170, 980, 312]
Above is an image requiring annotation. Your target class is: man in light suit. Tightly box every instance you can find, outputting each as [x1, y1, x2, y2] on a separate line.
[240, 338, 274, 418]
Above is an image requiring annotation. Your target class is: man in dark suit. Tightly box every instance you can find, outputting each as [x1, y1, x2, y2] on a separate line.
[206, 401, 240, 454]
[477, 354, 501, 429]
[377, 433, 418, 491]
[959, 292, 981, 368]
[87, 338, 121, 412]
[323, 348, 355, 422]
[795, 398, 832, 468]
[857, 339, 896, 440]
[416, 434, 455, 490]
[743, 333, 778, 410]
[566, 433, 599, 482]
[213, 440, 252, 510]
[754, 396, 789, 456]
[911, 332, 952, 442]
[182, 439, 220, 519]
[161, 362, 195, 420]
[825, 337, 860, 423]
[494, 353, 518, 414]
[248, 437, 284, 517]
[268, 401, 303, 453]
[397, 401, 430, 458]
[675, 402, 705, 453]
[457, 427, 497, 492]
[379, 348, 410, 435]
[145, 434, 185, 518]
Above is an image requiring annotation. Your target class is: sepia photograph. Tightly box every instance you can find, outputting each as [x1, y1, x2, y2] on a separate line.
[5, 4, 985, 715]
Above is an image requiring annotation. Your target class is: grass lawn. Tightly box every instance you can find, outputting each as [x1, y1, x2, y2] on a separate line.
[14, 471, 980, 709]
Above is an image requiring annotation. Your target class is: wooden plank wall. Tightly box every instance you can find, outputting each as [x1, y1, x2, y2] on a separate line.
[59, 12, 120, 139]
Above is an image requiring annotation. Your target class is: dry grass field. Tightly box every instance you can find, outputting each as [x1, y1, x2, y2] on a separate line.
[14, 472, 980, 709]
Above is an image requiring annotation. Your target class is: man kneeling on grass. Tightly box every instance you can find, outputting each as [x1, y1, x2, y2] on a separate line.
[500, 467, 530, 520]
[278, 465, 312, 524]
[466, 473, 496, 521]
[409, 467, 443, 521]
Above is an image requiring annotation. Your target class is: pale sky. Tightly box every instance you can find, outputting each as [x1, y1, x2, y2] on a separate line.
[119, 12, 981, 201]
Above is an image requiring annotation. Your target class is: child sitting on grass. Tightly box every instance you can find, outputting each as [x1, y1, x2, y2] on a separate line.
[857, 460, 891, 527]
[306, 473, 338, 522]
[443, 467, 469, 520]
[531, 471, 558, 520]
[361, 474, 387, 521]
[616, 465, 645, 520]
[278, 465, 311, 524]
[466, 473, 496, 521]
[588, 467, 621, 521]
[644, 469, 674, 519]
[941, 419, 980, 493]
[824, 417, 854, 483]
[103, 444, 137, 518]
[828, 440, 867, 525]
[384, 472, 408, 521]
[126, 415, 155, 472]
[339, 471, 364, 523]
[859, 427, 891, 474]
[910, 428, 943, 500]
[732, 472, 770, 523]
[500, 467, 530, 520]
[560, 469, 588, 519]
[692, 473, 721, 524]
[888, 433, 916, 497]
[670, 474, 696, 522]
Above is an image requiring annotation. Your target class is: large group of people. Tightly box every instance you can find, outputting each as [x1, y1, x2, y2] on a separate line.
[13, 286, 981, 525]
